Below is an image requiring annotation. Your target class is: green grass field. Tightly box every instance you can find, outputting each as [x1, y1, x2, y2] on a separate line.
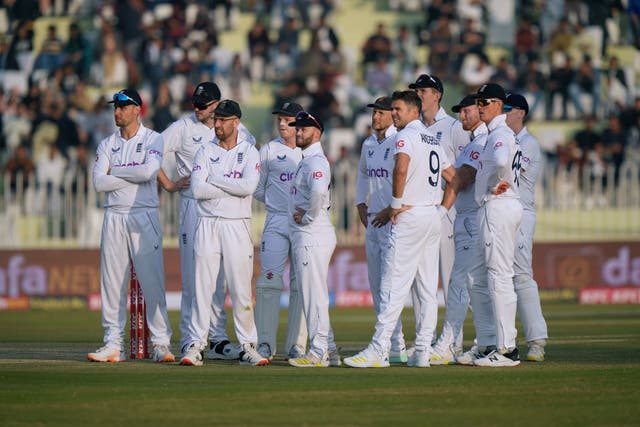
[1, 304, 639, 426]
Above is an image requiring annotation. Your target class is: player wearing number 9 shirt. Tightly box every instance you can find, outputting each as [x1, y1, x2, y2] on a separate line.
[344, 91, 456, 368]
[472, 83, 523, 367]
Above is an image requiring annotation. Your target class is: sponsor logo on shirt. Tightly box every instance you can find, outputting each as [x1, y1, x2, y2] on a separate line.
[421, 134, 438, 145]
[277, 154, 287, 161]
[470, 150, 480, 160]
[367, 150, 374, 158]
[210, 157, 220, 163]
[192, 136, 202, 143]
[149, 149, 162, 156]
[111, 147, 120, 153]
[367, 167, 389, 178]
[224, 170, 243, 178]
[312, 171, 323, 179]
[193, 165, 201, 171]
[280, 172, 294, 181]
[396, 139, 405, 148]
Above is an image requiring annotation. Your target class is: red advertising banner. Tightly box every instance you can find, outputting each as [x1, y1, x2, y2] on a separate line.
[0, 242, 638, 306]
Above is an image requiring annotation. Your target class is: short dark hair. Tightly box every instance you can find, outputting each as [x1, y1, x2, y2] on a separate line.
[392, 90, 422, 112]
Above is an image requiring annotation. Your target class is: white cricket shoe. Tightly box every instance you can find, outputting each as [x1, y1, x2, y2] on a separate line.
[207, 340, 240, 360]
[289, 353, 329, 368]
[407, 349, 430, 368]
[180, 344, 204, 366]
[429, 345, 457, 365]
[389, 347, 408, 363]
[87, 346, 125, 363]
[257, 342, 274, 361]
[285, 344, 305, 361]
[153, 344, 175, 363]
[474, 348, 521, 367]
[328, 348, 342, 367]
[526, 339, 546, 362]
[239, 344, 269, 366]
[456, 345, 485, 366]
[343, 347, 389, 368]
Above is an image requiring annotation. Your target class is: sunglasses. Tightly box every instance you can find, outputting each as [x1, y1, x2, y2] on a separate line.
[193, 101, 215, 110]
[476, 98, 501, 107]
[112, 93, 140, 106]
[296, 111, 322, 130]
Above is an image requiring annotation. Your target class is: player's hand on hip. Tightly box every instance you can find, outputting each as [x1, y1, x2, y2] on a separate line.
[372, 206, 391, 228]
[491, 180, 510, 195]
[293, 207, 306, 224]
[390, 205, 411, 225]
[357, 203, 369, 227]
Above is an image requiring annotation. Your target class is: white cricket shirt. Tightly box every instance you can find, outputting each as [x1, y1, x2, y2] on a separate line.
[355, 126, 397, 214]
[455, 122, 488, 215]
[254, 137, 302, 215]
[515, 126, 541, 213]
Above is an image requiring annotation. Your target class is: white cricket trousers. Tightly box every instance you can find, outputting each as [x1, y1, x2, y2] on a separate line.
[291, 238, 336, 359]
[365, 219, 405, 352]
[514, 210, 548, 342]
[178, 198, 228, 351]
[190, 217, 257, 348]
[477, 198, 522, 352]
[100, 209, 172, 349]
[434, 212, 480, 353]
[439, 205, 456, 300]
[258, 213, 307, 352]
[371, 206, 441, 356]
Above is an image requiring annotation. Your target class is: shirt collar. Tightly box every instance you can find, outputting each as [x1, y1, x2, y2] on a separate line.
[471, 122, 488, 140]
[487, 114, 507, 132]
[302, 141, 323, 158]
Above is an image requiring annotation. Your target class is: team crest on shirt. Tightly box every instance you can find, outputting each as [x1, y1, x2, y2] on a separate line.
[210, 157, 220, 163]
[111, 147, 120, 153]
[436, 131, 442, 141]
[237, 152, 243, 163]
[384, 148, 390, 160]
[367, 150, 374, 158]
[192, 136, 202, 143]
[136, 143, 142, 153]
[277, 154, 287, 161]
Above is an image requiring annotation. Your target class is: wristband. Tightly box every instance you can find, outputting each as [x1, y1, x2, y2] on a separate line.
[390, 197, 403, 209]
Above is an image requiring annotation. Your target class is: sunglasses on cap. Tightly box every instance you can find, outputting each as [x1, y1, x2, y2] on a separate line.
[112, 93, 140, 107]
[296, 111, 322, 129]
[193, 100, 215, 110]
[476, 98, 502, 107]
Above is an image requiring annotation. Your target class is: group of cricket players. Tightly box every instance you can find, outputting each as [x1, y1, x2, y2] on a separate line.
[87, 74, 548, 369]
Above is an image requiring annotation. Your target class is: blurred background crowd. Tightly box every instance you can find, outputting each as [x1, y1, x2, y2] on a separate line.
[0, 0, 639, 242]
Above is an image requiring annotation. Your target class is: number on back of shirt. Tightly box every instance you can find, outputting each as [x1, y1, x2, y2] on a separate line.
[428, 150, 440, 187]
[511, 149, 522, 187]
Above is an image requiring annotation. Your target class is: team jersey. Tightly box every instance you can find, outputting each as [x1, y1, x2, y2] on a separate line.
[425, 107, 468, 163]
[515, 126, 541, 213]
[395, 119, 451, 206]
[190, 139, 260, 219]
[355, 126, 397, 214]
[474, 114, 521, 206]
[93, 123, 163, 212]
[455, 122, 488, 215]
[289, 141, 334, 236]
[161, 114, 256, 198]
[254, 137, 302, 215]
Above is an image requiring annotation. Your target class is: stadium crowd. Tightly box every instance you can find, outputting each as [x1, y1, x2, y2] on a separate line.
[0, 0, 639, 202]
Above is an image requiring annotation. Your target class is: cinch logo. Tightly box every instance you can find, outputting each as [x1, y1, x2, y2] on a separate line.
[280, 172, 294, 181]
[312, 171, 323, 179]
[193, 165, 201, 171]
[290, 186, 297, 195]
[396, 139, 405, 148]
[149, 149, 162, 156]
[224, 171, 243, 178]
[470, 150, 480, 160]
[367, 167, 389, 178]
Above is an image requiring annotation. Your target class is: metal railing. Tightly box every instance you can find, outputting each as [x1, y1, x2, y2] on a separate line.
[1, 159, 639, 248]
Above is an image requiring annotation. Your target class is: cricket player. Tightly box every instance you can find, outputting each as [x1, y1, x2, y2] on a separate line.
[88, 89, 174, 363]
[254, 101, 308, 361]
[430, 94, 494, 365]
[505, 93, 548, 362]
[287, 111, 341, 368]
[180, 100, 267, 366]
[410, 74, 468, 305]
[355, 96, 408, 363]
[159, 81, 255, 360]
[472, 83, 523, 367]
[344, 90, 456, 368]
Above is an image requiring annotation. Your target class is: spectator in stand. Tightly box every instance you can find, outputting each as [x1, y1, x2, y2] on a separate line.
[568, 54, 599, 118]
[605, 55, 630, 112]
[117, 0, 145, 58]
[309, 76, 341, 129]
[428, 14, 453, 77]
[513, 18, 539, 74]
[278, 16, 301, 58]
[452, 18, 486, 78]
[64, 22, 92, 79]
[247, 19, 271, 81]
[362, 22, 392, 66]
[546, 54, 575, 120]
[491, 56, 517, 92]
[33, 24, 65, 73]
[600, 114, 628, 185]
[516, 55, 545, 119]
[620, 96, 640, 132]
[100, 33, 128, 88]
[4, 143, 35, 195]
[314, 15, 340, 54]
[4, 20, 34, 72]
[151, 81, 175, 132]
[365, 56, 394, 96]
[572, 115, 602, 168]
[460, 52, 493, 93]
[547, 17, 573, 64]
[228, 53, 251, 103]
[36, 143, 67, 196]
[394, 24, 418, 81]
[296, 34, 329, 81]
[425, 0, 455, 29]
